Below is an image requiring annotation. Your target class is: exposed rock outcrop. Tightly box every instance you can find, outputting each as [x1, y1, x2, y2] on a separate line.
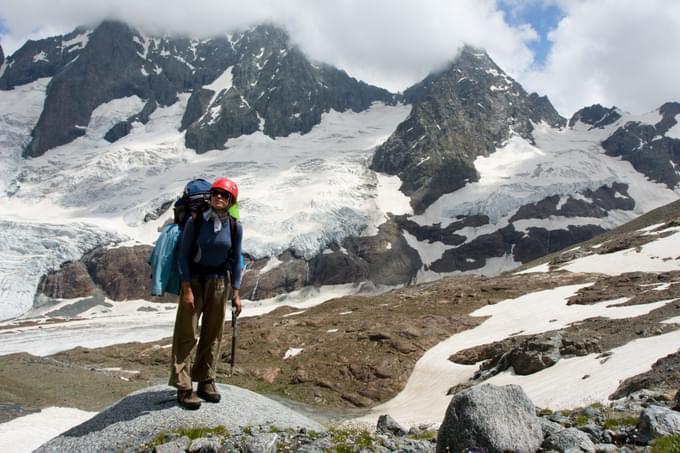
[437, 384, 544, 453]
[35, 384, 323, 453]
[568, 104, 622, 129]
[371, 45, 565, 214]
[635, 405, 680, 444]
[36, 244, 174, 304]
[602, 102, 680, 189]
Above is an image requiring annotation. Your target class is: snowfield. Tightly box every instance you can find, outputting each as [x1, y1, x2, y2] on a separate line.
[0, 86, 411, 320]
[407, 117, 680, 278]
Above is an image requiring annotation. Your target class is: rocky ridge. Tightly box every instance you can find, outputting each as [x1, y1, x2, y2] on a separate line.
[1, 21, 392, 157]
[602, 102, 680, 189]
[35, 217, 421, 304]
[371, 45, 565, 214]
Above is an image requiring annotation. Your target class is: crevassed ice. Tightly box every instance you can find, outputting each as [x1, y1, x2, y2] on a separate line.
[0, 220, 126, 321]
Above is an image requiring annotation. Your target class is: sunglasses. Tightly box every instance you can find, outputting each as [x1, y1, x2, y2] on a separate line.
[210, 190, 232, 200]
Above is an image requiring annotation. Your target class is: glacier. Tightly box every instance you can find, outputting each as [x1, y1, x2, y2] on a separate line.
[0, 82, 412, 319]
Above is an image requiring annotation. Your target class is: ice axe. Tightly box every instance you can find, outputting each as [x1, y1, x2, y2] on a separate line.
[230, 305, 237, 374]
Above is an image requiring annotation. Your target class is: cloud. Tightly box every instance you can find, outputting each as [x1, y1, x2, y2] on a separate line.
[1, 0, 678, 117]
[522, 0, 680, 116]
[0, 0, 534, 92]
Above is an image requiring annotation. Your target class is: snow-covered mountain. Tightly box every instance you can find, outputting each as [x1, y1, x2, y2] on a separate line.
[1, 21, 679, 322]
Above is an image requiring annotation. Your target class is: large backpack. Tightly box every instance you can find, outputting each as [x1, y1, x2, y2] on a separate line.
[149, 179, 212, 296]
[149, 178, 243, 296]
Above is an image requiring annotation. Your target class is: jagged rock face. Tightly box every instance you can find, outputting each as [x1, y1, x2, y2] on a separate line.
[185, 25, 393, 153]
[602, 102, 680, 189]
[9, 21, 392, 157]
[568, 104, 622, 128]
[23, 22, 149, 157]
[0, 28, 88, 90]
[0, 44, 4, 67]
[371, 45, 566, 213]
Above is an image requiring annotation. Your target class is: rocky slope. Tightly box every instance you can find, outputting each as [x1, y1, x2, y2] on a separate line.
[9, 198, 680, 415]
[371, 45, 565, 214]
[602, 101, 680, 188]
[0, 20, 392, 157]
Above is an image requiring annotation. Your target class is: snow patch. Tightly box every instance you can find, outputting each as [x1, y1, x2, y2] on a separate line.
[261, 256, 283, 273]
[0, 407, 95, 453]
[284, 347, 303, 359]
[32, 51, 48, 63]
[358, 283, 673, 427]
[62, 31, 91, 51]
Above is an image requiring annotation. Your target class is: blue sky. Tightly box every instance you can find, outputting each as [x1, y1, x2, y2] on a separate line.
[498, 1, 565, 68]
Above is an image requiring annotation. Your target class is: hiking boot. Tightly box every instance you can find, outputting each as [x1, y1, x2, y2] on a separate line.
[197, 380, 221, 403]
[177, 389, 201, 410]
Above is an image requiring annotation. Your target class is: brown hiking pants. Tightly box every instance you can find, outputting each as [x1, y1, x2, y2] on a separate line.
[168, 276, 229, 390]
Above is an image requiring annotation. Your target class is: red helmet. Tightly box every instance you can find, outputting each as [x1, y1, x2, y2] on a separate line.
[211, 178, 238, 201]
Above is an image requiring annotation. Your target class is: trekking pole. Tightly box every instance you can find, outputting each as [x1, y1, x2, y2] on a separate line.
[230, 305, 237, 375]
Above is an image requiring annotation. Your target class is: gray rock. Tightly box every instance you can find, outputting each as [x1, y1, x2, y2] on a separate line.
[188, 437, 222, 453]
[377, 414, 407, 436]
[636, 405, 680, 444]
[35, 384, 323, 453]
[579, 424, 605, 443]
[156, 436, 190, 453]
[593, 444, 620, 453]
[436, 384, 543, 453]
[543, 427, 596, 452]
[244, 433, 278, 453]
[540, 418, 565, 438]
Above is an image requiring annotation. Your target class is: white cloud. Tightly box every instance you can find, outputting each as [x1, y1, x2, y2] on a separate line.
[0, 0, 534, 93]
[522, 0, 680, 117]
[1, 0, 679, 118]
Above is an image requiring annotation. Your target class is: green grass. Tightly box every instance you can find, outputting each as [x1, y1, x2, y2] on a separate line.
[148, 425, 230, 448]
[327, 427, 379, 451]
[573, 415, 589, 427]
[409, 430, 437, 441]
[603, 416, 638, 430]
[651, 435, 680, 453]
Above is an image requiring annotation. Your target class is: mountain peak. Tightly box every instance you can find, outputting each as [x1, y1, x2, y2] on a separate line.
[5, 20, 392, 157]
[373, 45, 565, 213]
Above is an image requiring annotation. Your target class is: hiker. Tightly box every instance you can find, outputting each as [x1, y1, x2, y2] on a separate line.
[169, 177, 243, 410]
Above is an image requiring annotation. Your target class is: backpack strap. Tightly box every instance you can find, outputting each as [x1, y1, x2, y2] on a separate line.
[189, 213, 204, 262]
[229, 215, 237, 264]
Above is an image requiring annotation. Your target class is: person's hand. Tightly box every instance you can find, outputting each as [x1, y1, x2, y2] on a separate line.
[181, 282, 194, 307]
[232, 290, 242, 317]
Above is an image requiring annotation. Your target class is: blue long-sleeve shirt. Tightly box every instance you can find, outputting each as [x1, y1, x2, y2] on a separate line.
[178, 214, 243, 289]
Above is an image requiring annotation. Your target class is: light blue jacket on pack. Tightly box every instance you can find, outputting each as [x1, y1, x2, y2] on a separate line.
[149, 223, 181, 296]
